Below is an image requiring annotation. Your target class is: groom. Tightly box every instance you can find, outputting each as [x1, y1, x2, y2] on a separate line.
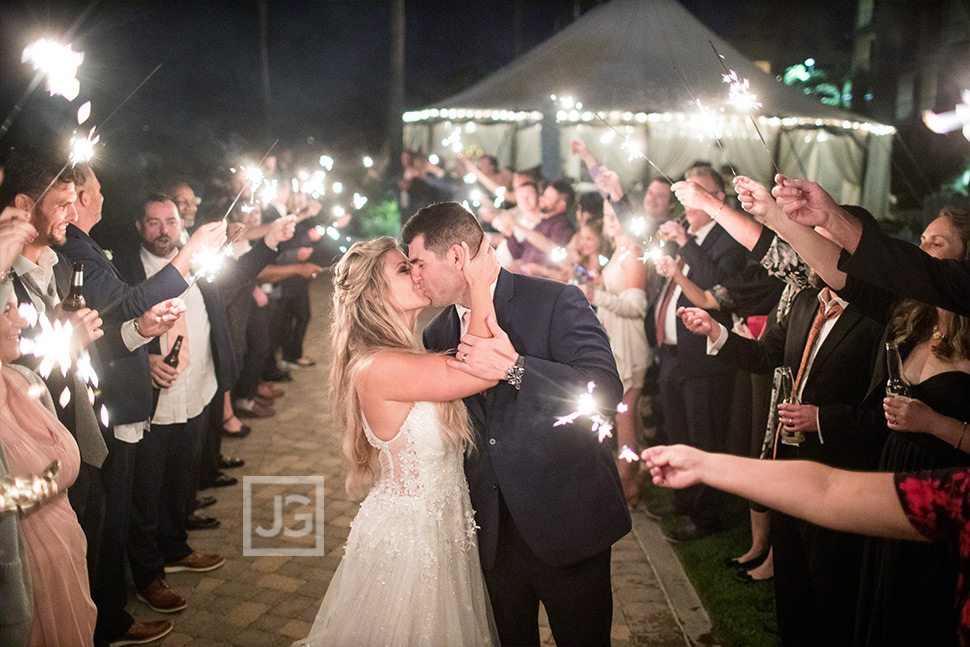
[404, 202, 631, 647]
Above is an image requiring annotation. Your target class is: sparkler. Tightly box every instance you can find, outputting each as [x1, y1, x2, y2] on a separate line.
[19, 309, 74, 380]
[362, 156, 374, 169]
[709, 41, 780, 175]
[554, 381, 618, 443]
[69, 127, 99, 166]
[0, 460, 60, 515]
[618, 446, 640, 463]
[22, 39, 83, 101]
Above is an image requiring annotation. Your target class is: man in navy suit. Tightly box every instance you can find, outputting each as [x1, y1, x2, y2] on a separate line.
[403, 202, 631, 647]
[60, 165, 226, 646]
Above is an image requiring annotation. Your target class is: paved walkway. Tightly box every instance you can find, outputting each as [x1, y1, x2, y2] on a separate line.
[138, 278, 714, 646]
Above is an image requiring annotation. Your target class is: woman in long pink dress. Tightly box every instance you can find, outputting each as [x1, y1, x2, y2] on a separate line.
[0, 291, 97, 646]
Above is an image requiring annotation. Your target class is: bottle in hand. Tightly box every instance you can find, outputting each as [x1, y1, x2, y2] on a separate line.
[61, 263, 86, 312]
[164, 335, 184, 369]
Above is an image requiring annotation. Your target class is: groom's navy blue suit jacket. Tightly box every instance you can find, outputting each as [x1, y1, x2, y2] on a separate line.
[423, 268, 632, 569]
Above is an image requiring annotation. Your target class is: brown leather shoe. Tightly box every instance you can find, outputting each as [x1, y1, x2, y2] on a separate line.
[135, 578, 186, 613]
[109, 619, 173, 646]
[257, 382, 285, 399]
[164, 551, 225, 574]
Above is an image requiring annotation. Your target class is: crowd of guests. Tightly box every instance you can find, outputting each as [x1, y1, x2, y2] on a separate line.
[433, 138, 970, 647]
[2, 129, 970, 647]
[0, 144, 336, 647]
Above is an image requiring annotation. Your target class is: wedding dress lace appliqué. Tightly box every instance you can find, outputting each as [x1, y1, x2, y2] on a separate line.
[298, 401, 498, 646]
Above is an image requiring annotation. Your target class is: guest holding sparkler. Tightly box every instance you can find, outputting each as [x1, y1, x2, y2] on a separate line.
[0, 148, 109, 598]
[61, 164, 194, 646]
[642, 444, 970, 647]
[499, 179, 576, 269]
[0, 214, 96, 646]
[112, 194, 293, 614]
[746, 176, 970, 647]
[648, 164, 746, 541]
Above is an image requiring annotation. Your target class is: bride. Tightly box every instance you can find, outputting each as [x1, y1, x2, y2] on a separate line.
[299, 236, 500, 646]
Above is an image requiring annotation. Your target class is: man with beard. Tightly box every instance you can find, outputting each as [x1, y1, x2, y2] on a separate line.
[502, 179, 576, 267]
[113, 194, 293, 614]
[0, 148, 108, 594]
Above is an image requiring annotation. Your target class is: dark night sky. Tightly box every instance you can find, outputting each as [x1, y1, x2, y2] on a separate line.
[0, 0, 858, 236]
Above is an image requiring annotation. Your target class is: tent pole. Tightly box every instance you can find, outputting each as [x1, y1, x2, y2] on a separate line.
[541, 109, 562, 179]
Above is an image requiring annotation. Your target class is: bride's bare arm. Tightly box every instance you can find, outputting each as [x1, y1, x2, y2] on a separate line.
[463, 236, 499, 338]
[360, 351, 498, 403]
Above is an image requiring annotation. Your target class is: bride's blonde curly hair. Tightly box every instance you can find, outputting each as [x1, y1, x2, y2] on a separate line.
[330, 237, 473, 501]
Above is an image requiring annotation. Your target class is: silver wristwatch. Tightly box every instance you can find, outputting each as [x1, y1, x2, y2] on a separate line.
[505, 354, 525, 390]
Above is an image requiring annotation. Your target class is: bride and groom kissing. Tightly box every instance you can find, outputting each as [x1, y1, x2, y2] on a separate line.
[300, 202, 632, 646]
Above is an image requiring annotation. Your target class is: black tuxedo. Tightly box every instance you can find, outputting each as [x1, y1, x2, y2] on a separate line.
[712, 287, 885, 646]
[656, 222, 746, 528]
[423, 269, 630, 646]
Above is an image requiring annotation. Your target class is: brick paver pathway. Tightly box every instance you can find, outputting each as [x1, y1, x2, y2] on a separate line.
[134, 278, 698, 646]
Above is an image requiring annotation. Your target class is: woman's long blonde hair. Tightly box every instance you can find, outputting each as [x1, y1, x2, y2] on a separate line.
[330, 237, 473, 501]
[891, 207, 970, 360]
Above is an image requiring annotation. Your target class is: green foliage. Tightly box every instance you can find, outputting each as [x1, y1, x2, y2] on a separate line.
[358, 200, 401, 239]
[781, 63, 852, 110]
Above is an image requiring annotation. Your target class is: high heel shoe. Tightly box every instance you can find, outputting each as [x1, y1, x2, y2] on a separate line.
[724, 548, 770, 571]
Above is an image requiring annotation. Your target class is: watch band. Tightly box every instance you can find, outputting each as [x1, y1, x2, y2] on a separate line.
[505, 354, 525, 390]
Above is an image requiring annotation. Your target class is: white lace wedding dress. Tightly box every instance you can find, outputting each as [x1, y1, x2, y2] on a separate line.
[299, 401, 498, 647]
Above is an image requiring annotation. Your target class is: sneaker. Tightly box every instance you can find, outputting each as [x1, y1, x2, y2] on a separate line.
[135, 578, 186, 613]
[109, 620, 173, 646]
[164, 551, 226, 574]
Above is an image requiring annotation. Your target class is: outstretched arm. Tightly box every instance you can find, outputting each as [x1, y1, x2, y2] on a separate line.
[642, 445, 925, 542]
[737, 175, 847, 290]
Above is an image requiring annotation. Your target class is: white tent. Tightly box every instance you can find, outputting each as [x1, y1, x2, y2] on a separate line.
[404, 0, 895, 216]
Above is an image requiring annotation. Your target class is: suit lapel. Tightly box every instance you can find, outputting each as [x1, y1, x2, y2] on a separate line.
[810, 304, 864, 374]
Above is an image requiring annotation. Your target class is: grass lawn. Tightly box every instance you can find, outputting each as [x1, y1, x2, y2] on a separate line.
[640, 485, 781, 647]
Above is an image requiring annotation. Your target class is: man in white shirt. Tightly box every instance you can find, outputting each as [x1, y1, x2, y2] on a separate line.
[114, 194, 292, 614]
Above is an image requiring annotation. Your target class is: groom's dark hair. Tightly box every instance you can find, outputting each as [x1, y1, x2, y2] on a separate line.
[402, 201, 485, 257]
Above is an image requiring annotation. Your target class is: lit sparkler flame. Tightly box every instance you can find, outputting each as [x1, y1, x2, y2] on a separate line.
[549, 247, 568, 263]
[923, 89, 970, 141]
[319, 155, 334, 171]
[352, 193, 368, 210]
[722, 69, 762, 113]
[22, 39, 83, 101]
[77, 101, 91, 125]
[463, 172, 478, 185]
[691, 99, 723, 142]
[100, 405, 109, 427]
[363, 155, 374, 168]
[69, 127, 99, 166]
[618, 445, 640, 462]
[20, 312, 74, 379]
[333, 206, 346, 220]
[189, 246, 233, 284]
[332, 182, 343, 194]
[428, 153, 440, 166]
[554, 381, 617, 443]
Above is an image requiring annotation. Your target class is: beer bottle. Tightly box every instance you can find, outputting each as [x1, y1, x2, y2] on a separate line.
[61, 263, 86, 312]
[164, 335, 184, 369]
[885, 341, 913, 401]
